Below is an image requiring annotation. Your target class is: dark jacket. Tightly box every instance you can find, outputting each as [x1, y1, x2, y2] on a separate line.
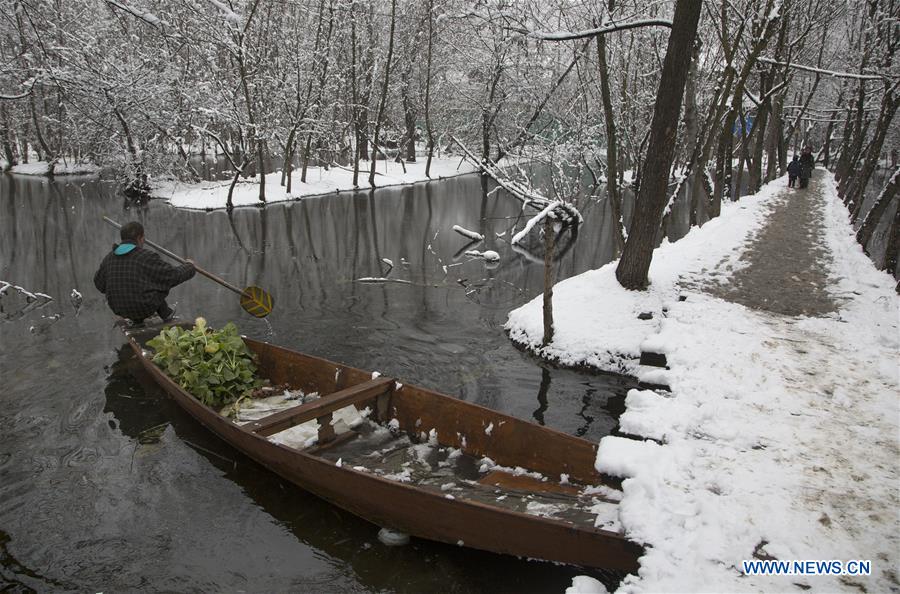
[799, 153, 815, 178]
[94, 244, 195, 320]
[787, 159, 801, 177]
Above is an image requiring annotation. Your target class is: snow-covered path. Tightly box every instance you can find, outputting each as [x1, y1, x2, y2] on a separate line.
[609, 292, 898, 593]
[507, 172, 899, 593]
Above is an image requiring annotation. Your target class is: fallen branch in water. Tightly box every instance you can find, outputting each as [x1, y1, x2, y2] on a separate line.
[512, 201, 561, 245]
[450, 135, 582, 227]
[452, 225, 484, 241]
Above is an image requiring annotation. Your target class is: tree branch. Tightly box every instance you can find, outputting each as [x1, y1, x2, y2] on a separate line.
[514, 18, 673, 42]
[0, 82, 33, 101]
[103, 0, 175, 35]
[758, 58, 887, 81]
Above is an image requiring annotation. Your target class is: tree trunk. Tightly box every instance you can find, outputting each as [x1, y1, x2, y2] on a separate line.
[369, 0, 397, 187]
[110, 102, 145, 195]
[358, 3, 376, 163]
[596, 7, 625, 251]
[847, 89, 899, 223]
[20, 122, 29, 163]
[734, 109, 749, 200]
[883, 181, 899, 275]
[404, 105, 416, 162]
[350, 1, 361, 186]
[837, 75, 870, 194]
[615, 0, 702, 290]
[857, 165, 899, 253]
[301, 134, 313, 183]
[400, 47, 417, 162]
[301, 0, 335, 186]
[0, 104, 15, 169]
[424, 0, 435, 177]
[833, 106, 856, 183]
[29, 95, 54, 175]
[712, 127, 732, 215]
[822, 118, 835, 169]
[766, 92, 783, 180]
[257, 141, 266, 202]
[748, 71, 771, 193]
[286, 147, 295, 194]
[839, 119, 870, 201]
[281, 128, 297, 187]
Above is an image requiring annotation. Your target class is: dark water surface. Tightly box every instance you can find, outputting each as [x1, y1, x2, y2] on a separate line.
[0, 172, 654, 593]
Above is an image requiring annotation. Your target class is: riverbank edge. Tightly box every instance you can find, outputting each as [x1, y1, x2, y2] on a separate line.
[504, 176, 782, 380]
[154, 168, 477, 212]
[150, 154, 493, 211]
[2, 159, 102, 176]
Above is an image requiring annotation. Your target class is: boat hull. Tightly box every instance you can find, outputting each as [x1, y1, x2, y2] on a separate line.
[125, 333, 642, 572]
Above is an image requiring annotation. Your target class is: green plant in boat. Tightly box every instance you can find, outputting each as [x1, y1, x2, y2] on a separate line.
[146, 317, 262, 407]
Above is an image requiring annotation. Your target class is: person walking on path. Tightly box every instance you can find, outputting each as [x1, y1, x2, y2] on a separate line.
[798, 146, 815, 189]
[787, 155, 801, 188]
[94, 221, 195, 324]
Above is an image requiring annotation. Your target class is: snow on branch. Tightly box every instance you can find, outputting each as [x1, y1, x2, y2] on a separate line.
[450, 136, 582, 226]
[452, 225, 484, 242]
[514, 19, 672, 41]
[0, 79, 36, 101]
[0, 89, 32, 101]
[758, 58, 887, 81]
[743, 79, 788, 107]
[205, 0, 242, 24]
[104, 0, 173, 33]
[511, 201, 562, 245]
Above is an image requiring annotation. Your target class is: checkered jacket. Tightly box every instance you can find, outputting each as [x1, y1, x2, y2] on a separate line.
[94, 245, 195, 320]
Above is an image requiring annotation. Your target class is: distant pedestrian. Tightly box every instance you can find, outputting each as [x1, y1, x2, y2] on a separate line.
[94, 221, 195, 325]
[787, 155, 801, 188]
[798, 146, 815, 189]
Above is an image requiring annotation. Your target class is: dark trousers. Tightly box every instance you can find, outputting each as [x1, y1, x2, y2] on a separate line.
[128, 300, 173, 324]
[788, 175, 797, 187]
[155, 301, 174, 321]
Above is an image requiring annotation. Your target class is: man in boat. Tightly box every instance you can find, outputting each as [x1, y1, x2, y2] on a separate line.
[94, 221, 195, 324]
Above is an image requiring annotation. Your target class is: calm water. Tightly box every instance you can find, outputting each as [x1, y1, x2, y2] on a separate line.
[0, 171, 662, 593]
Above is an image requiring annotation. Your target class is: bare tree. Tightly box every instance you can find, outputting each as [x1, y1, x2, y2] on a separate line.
[616, 0, 702, 290]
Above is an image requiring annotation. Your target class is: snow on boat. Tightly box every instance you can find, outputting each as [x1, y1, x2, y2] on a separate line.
[123, 322, 642, 571]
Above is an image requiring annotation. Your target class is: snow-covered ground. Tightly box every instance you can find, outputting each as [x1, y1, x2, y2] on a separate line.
[2, 159, 101, 176]
[507, 175, 899, 592]
[507, 179, 782, 375]
[151, 155, 477, 210]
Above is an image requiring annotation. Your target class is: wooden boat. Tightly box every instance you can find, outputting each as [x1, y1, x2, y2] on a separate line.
[123, 322, 642, 571]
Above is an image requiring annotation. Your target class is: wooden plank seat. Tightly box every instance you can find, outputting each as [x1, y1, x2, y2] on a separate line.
[245, 377, 395, 438]
[477, 470, 582, 496]
[303, 430, 360, 455]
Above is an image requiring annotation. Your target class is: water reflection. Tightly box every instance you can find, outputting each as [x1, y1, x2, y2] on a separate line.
[0, 172, 643, 435]
[1, 171, 649, 592]
[532, 368, 552, 425]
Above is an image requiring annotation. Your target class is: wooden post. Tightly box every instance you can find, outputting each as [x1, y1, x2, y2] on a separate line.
[318, 412, 336, 444]
[542, 217, 555, 346]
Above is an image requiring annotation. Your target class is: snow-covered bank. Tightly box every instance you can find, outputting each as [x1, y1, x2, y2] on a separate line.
[506, 179, 783, 375]
[511, 174, 898, 593]
[152, 156, 476, 209]
[3, 160, 101, 176]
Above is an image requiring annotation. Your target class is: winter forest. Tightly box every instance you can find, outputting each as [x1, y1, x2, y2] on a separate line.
[1, 0, 898, 592]
[1, 0, 897, 271]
